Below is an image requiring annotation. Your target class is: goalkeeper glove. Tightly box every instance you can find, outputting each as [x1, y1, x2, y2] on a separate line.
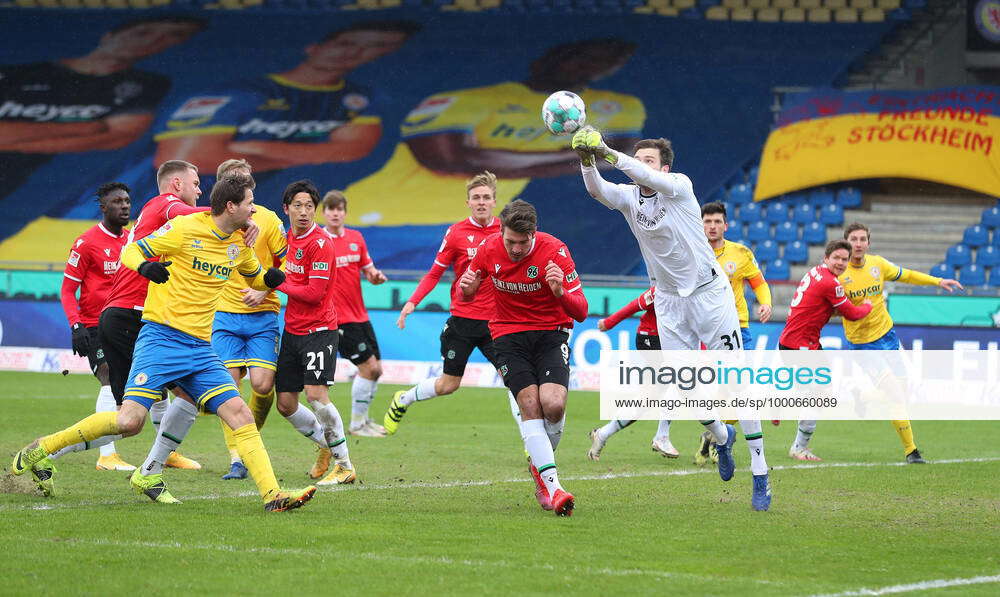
[571, 127, 596, 166]
[137, 260, 171, 284]
[263, 267, 285, 289]
[573, 126, 617, 165]
[70, 323, 91, 357]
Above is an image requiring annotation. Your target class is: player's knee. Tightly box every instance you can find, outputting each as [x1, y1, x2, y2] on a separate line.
[250, 377, 273, 396]
[275, 393, 298, 417]
[360, 360, 382, 380]
[117, 407, 146, 437]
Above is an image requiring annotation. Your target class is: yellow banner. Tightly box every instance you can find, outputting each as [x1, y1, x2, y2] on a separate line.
[755, 110, 1000, 200]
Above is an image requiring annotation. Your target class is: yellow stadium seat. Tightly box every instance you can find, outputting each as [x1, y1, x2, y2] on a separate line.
[876, 0, 899, 8]
[647, 0, 670, 7]
[105, 0, 127, 7]
[722, 0, 744, 8]
[824, 0, 846, 8]
[850, 0, 873, 7]
[861, 6, 884, 19]
[454, 0, 477, 7]
[634, 4, 655, 12]
[706, 5, 729, 18]
[62, 0, 83, 7]
[798, 0, 820, 8]
[128, 0, 151, 7]
[808, 6, 831, 20]
[152, 0, 172, 5]
[656, 6, 680, 15]
[14, 0, 38, 7]
[835, 7, 858, 20]
[731, 6, 753, 18]
[757, 6, 780, 20]
[218, 0, 244, 8]
[673, 0, 695, 8]
[83, 0, 104, 6]
[772, 0, 794, 7]
[38, 0, 58, 6]
[748, 0, 769, 8]
[479, 0, 498, 6]
[782, 6, 805, 19]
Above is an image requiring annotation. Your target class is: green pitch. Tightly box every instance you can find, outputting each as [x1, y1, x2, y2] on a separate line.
[2, 371, 998, 596]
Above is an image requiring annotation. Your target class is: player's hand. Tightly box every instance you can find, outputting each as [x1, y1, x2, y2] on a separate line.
[70, 323, 91, 357]
[240, 288, 269, 307]
[573, 126, 617, 165]
[597, 318, 608, 332]
[757, 303, 773, 323]
[940, 278, 963, 292]
[367, 268, 388, 285]
[138, 260, 171, 284]
[571, 127, 596, 166]
[459, 269, 480, 297]
[263, 267, 285, 288]
[545, 260, 565, 297]
[862, 299, 873, 307]
[397, 301, 416, 329]
[243, 219, 259, 248]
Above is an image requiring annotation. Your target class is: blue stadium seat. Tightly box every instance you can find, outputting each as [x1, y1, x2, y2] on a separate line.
[960, 264, 986, 287]
[963, 225, 989, 248]
[740, 202, 763, 222]
[738, 239, 753, 249]
[785, 191, 808, 205]
[982, 206, 1000, 230]
[729, 183, 752, 205]
[976, 245, 1000, 268]
[774, 221, 797, 243]
[747, 221, 770, 243]
[755, 239, 779, 262]
[945, 243, 972, 268]
[765, 258, 790, 280]
[820, 204, 844, 226]
[809, 189, 834, 209]
[802, 222, 826, 245]
[792, 203, 815, 225]
[765, 201, 789, 224]
[784, 240, 808, 264]
[930, 262, 952, 279]
[836, 187, 862, 208]
[725, 222, 745, 243]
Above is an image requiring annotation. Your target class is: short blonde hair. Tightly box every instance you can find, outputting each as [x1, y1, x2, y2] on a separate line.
[216, 158, 252, 179]
[322, 190, 347, 211]
[466, 171, 497, 195]
[156, 160, 197, 189]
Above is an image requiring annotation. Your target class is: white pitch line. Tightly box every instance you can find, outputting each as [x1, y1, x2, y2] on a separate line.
[32, 537, 778, 586]
[3, 456, 999, 512]
[807, 573, 1000, 596]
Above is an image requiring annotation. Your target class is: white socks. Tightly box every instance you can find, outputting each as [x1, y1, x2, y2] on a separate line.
[597, 419, 635, 442]
[50, 434, 121, 459]
[314, 402, 351, 467]
[654, 419, 672, 441]
[702, 420, 729, 445]
[284, 403, 326, 448]
[149, 397, 169, 431]
[523, 419, 561, 495]
[350, 376, 377, 425]
[739, 419, 769, 476]
[142, 398, 198, 476]
[544, 414, 565, 451]
[95, 385, 118, 457]
[794, 420, 817, 451]
[399, 378, 438, 407]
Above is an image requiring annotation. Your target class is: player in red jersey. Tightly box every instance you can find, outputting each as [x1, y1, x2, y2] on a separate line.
[273, 181, 356, 486]
[56, 182, 132, 471]
[321, 190, 389, 438]
[384, 171, 503, 435]
[460, 199, 588, 516]
[779, 240, 873, 461]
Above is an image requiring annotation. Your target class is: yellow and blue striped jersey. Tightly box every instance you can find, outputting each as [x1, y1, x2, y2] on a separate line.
[838, 253, 941, 344]
[714, 240, 768, 328]
[344, 81, 646, 226]
[121, 212, 269, 341]
[216, 205, 287, 314]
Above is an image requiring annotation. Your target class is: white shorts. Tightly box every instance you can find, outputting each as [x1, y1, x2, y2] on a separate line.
[654, 275, 742, 350]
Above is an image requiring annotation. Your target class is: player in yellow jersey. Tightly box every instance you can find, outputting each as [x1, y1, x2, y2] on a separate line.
[344, 38, 645, 227]
[12, 174, 316, 511]
[210, 160, 288, 480]
[839, 222, 962, 464]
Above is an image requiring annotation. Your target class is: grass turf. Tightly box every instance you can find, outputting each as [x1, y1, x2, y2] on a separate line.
[1, 371, 998, 596]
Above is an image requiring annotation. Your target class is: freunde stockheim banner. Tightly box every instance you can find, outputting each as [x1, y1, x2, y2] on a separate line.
[755, 86, 1000, 200]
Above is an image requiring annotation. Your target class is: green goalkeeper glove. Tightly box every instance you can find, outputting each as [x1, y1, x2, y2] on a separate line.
[571, 127, 596, 166]
[572, 126, 617, 166]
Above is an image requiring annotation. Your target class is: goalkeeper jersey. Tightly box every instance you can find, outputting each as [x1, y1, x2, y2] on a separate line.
[121, 212, 268, 341]
[344, 81, 645, 226]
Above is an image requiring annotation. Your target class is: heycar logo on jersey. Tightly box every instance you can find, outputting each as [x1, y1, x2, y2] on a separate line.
[0, 100, 111, 122]
[239, 118, 345, 139]
[192, 256, 232, 280]
[847, 284, 881, 299]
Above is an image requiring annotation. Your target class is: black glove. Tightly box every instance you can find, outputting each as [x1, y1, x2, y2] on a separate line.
[70, 323, 91, 357]
[263, 267, 285, 289]
[138, 260, 171, 284]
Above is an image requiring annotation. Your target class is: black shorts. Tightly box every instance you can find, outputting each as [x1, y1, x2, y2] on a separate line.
[276, 329, 339, 393]
[440, 316, 498, 377]
[337, 321, 380, 365]
[98, 307, 143, 405]
[493, 330, 571, 398]
[635, 333, 661, 351]
[82, 326, 107, 375]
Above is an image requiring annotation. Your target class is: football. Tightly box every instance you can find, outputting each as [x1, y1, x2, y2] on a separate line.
[541, 90, 587, 135]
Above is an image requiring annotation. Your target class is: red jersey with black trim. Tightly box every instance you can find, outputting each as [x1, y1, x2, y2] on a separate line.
[780, 264, 849, 350]
[62, 222, 129, 326]
[327, 227, 372, 324]
[103, 193, 207, 311]
[636, 287, 658, 336]
[283, 223, 337, 335]
[467, 231, 583, 339]
[416, 216, 499, 321]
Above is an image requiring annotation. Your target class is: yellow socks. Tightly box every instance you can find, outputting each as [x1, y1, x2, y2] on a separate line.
[40, 411, 119, 455]
[232, 423, 280, 501]
[249, 389, 275, 430]
[891, 420, 917, 455]
[220, 418, 240, 462]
